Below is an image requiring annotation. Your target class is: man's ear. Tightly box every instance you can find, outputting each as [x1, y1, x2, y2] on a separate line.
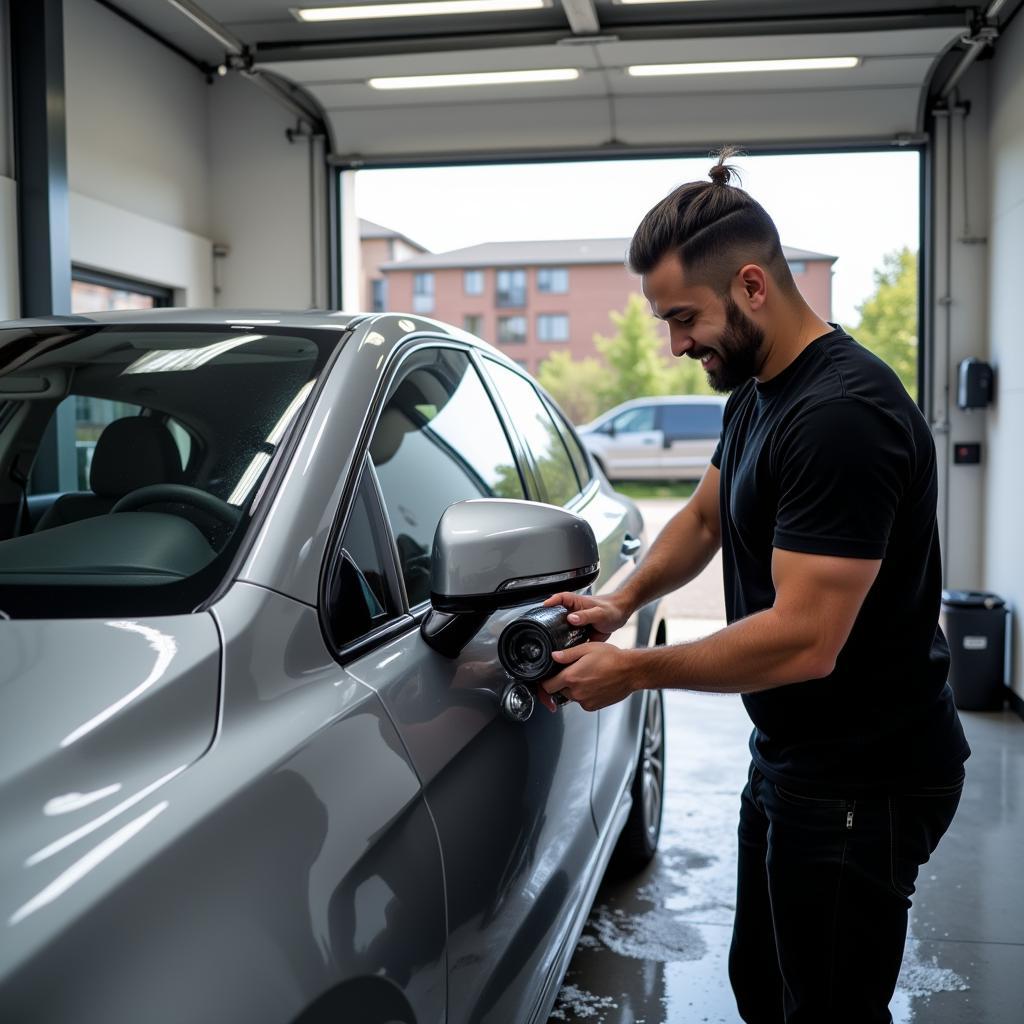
[736, 264, 768, 312]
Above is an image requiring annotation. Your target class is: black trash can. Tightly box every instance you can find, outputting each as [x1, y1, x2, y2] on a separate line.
[940, 590, 1010, 711]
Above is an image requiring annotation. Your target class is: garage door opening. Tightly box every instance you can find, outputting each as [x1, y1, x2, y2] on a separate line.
[352, 149, 922, 425]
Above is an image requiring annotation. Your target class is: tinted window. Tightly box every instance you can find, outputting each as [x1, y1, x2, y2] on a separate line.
[0, 327, 328, 618]
[486, 361, 580, 506]
[661, 402, 724, 440]
[370, 348, 525, 605]
[548, 402, 591, 486]
[612, 406, 656, 433]
[325, 469, 399, 649]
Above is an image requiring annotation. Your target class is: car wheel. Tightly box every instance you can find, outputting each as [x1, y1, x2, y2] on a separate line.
[610, 689, 665, 876]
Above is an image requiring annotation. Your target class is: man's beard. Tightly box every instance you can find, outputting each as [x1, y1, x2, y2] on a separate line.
[698, 298, 765, 393]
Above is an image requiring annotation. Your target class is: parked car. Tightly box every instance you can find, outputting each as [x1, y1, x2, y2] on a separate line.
[0, 309, 667, 1024]
[579, 395, 726, 481]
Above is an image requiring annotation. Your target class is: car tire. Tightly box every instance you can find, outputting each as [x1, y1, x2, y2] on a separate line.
[609, 688, 665, 877]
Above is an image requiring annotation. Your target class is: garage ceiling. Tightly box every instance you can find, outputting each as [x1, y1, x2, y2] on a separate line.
[108, 1, 1022, 162]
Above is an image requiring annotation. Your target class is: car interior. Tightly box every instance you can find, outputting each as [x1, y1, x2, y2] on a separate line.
[0, 328, 327, 617]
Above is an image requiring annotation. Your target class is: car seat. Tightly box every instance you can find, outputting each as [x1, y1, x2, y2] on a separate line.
[34, 417, 184, 532]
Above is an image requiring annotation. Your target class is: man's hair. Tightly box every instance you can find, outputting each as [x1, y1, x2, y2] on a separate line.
[627, 147, 796, 296]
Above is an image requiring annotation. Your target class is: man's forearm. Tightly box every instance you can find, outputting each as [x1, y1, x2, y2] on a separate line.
[616, 503, 720, 613]
[630, 606, 833, 695]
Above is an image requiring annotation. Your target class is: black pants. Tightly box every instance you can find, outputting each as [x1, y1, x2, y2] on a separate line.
[728, 763, 963, 1024]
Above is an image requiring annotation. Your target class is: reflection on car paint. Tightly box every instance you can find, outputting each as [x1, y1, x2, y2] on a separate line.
[10, 801, 169, 926]
[60, 622, 178, 748]
[28, 765, 188, 866]
[44, 784, 122, 816]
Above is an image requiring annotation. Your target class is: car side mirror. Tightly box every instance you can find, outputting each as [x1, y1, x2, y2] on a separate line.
[421, 498, 600, 658]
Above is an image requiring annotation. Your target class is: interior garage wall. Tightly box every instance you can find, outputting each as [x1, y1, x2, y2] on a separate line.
[0, 0, 18, 320]
[984, 11, 1024, 701]
[62, 0, 214, 305]
[931, 71, 990, 598]
[208, 74, 323, 310]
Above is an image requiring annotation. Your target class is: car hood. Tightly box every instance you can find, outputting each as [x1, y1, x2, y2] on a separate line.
[0, 614, 220, 963]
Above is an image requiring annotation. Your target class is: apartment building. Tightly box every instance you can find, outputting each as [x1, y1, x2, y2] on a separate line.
[380, 238, 835, 374]
[360, 218, 428, 313]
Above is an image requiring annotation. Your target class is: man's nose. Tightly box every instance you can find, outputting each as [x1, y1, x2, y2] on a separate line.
[671, 332, 694, 359]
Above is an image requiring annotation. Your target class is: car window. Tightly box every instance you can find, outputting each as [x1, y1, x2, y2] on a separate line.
[546, 400, 591, 487]
[0, 326, 332, 619]
[324, 468, 400, 650]
[612, 406, 656, 433]
[370, 347, 525, 607]
[661, 402, 724, 439]
[485, 360, 581, 506]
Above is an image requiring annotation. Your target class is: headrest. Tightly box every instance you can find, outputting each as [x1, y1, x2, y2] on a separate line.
[89, 417, 184, 498]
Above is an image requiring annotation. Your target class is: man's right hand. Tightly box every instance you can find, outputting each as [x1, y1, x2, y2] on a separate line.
[542, 591, 632, 643]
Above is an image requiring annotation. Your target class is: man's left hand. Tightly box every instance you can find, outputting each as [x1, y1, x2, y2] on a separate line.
[541, 641, 641, 712]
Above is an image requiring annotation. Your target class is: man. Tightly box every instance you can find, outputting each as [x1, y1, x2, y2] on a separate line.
[542, 150, 970, 1023]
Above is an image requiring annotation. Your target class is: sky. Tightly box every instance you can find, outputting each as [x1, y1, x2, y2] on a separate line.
[354, 150, 920, 326]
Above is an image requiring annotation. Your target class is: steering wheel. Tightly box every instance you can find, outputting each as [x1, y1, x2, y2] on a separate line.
[111, 484, 242, 533]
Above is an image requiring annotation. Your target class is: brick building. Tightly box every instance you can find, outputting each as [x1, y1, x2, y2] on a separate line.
[375, 235, 835, 375]
[360, 218, 428, 313]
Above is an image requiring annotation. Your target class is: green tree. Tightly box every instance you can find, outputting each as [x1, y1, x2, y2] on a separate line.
[593, 293, 672, 408]
[846, 247, 918, 399]
[537, 350, 609, 425]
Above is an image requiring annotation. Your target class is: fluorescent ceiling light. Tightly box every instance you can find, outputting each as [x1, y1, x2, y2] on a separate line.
[369, 68, 580, 90]
[295, 0, 544, 21]
[628, 57, 860, 77]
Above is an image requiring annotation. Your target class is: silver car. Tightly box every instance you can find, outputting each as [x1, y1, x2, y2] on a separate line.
[0, 310, 667, 1024]
[579, 395, 726, 482]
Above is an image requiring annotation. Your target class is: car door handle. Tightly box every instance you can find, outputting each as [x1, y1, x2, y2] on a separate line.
[621, 534, 642, 558]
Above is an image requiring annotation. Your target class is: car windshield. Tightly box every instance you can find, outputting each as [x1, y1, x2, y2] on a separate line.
[0, 325, 338, 618]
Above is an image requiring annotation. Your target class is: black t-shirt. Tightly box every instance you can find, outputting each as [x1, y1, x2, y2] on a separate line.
[711, 325, 970, 795]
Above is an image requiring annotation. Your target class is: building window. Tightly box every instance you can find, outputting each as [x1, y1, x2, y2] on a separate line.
[537, 314, 569, 342]
[496, 269, 527, 308]
[537, 267, 569, 293]
[372, 278, 387, 312]
[464, 314, 484, 336]
[497, 316, 527, 344]
[788, 260, 807, 275]
[71, 267, 172, 314]
[464, 269, 485, 295]
[413, 272, 435, 313]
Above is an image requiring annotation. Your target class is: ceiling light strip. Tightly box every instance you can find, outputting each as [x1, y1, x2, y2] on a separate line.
[628, 57, 860, 77]
[368, 68, 580, 89]
[295, 0, 545, 21]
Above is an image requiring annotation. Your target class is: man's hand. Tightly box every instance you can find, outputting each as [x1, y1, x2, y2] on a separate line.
[541, 641, 638, 712]
[542, 591, 631, 643]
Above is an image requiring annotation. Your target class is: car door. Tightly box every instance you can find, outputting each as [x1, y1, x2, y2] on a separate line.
[603, 404, 663, 478]
[481, 362, 645, 839]
[658, 401, 725, 479]
[330, 343, 600, 1024]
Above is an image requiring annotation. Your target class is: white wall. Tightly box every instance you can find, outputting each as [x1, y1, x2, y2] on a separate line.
[208, 74, 320, 309]
[930, 73, 991, 595]
[70, 192, 213, 307]
[0, 0, 17, 320]
[64, 0, 211, 237]
[62, 0, 215, 307]
[985, 11, 1024, 700]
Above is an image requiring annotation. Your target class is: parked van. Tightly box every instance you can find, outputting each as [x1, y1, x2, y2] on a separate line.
[578, 395, 726, 481]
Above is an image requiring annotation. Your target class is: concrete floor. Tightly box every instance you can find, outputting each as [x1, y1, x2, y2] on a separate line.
[548, 499, 1024, 1023]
